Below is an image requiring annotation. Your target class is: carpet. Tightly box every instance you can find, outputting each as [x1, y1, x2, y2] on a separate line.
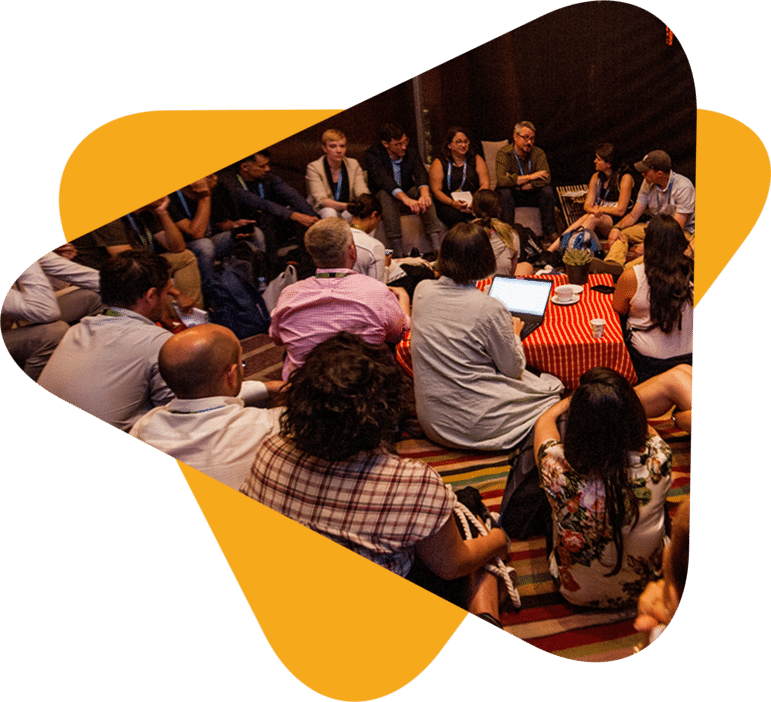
[242, 333, 691, 661]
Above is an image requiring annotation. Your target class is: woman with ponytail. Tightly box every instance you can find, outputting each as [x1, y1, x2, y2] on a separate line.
[534, 367, 672, 608]
[471, 189, 533, 276]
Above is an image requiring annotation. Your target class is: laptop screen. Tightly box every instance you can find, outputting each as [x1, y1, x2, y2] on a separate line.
[487, 276, 553, 318]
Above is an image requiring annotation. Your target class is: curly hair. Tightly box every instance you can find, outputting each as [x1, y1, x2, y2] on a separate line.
[643, 215, 694, 334]
[563, 367, 648, 576]
[436, 221, 496, 285]
[279, 332, 409, 462]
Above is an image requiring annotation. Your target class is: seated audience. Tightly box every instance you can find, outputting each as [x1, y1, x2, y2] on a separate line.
[411, 222, 562, 451]
[635, 364, 692, 433]
[240, 332, 509, 623]
[495, 120, 558, 240]
[594, 149, 695, 276]
[166, 174, 265, 298]
[634, 497, 689, 647]
[270, 218, 410, 380]
[72, 195, 204, 310]
[613, 215, 693, 383]
[470, 189, 532, 277]
[130, 324, 284, 490]
[547, 142, 634, 255]
[2, 252, 103, 381]
[305, 129, 369, 221]
[535, 367, 672, 608]
[365, 123, 445, 257]
[348, 193, 387, 282]
[38, 250, 179, 431]
[219, 151, 319, 274]
[428, 127, 490, 228]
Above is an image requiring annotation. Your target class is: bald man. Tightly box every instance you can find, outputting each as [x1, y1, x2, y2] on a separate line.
[129, 324, 285, 489]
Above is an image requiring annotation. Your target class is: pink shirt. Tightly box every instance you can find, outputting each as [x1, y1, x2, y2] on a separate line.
[269, 269, 410, 380]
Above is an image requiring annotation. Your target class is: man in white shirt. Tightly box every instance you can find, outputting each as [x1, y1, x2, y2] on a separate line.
[593, 150, 695, 276]
[130, 324, 284, 490]
[2, 251, 103, 380]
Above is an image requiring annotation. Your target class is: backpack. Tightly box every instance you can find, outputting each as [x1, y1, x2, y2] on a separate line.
[207, 251, 271, 339]
[560, 226, 602, 257]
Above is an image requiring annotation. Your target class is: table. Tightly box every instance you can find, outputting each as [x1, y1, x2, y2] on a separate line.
[521, 273, 636, 390]
[395, 273, 637, 391]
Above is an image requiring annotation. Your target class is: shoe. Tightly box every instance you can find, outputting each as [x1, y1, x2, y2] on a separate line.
[589, 258, 623, 280]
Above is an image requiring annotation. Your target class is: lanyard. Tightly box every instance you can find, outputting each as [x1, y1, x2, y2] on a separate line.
[237, 174, 265, 199]
[316, 271, 355, 279]
[125, 214, 154, 251]
[447, 159, 468, 191]
[175, 190, 192, 219]
[513, 153, 531, 176]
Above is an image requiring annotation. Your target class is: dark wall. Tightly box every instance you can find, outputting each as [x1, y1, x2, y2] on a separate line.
[250, 2, 696, 195]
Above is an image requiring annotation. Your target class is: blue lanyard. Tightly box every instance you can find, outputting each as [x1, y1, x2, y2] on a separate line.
[125, 214, 154, 251]
[514, 153, 531, 176]
[446, 159, 467, 191]
[334, 168, 344, 201]
[175, 190, 192, 219]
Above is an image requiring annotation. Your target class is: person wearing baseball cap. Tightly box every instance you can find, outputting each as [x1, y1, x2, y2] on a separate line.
[591, 149, 694, 277]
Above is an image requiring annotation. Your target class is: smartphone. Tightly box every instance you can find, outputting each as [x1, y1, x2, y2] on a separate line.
[591, 284, 615, 294]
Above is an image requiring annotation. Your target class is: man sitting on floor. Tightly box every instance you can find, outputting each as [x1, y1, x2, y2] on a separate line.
[38, 250, 179, 431]
[270, 217, 410, 380]
[130, 324, 285, 490]
[593, 149, 695, 276]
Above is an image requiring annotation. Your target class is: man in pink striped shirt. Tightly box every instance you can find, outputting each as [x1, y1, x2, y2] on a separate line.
[269, 218, 410, 380]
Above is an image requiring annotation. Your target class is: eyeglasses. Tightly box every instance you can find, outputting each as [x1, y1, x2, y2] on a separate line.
[515, 133, 535, 143]
[391, 137, 409, 148]
[451, 138, 470, 146]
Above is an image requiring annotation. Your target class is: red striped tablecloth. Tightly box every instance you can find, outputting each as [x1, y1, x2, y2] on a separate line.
[395, 273, 637, 390]
[522, 273, 636, 389]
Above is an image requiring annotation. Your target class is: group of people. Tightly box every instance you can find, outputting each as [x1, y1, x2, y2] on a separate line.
[2, 118, 693, 634]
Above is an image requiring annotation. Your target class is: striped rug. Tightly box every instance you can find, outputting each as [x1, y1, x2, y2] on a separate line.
[241, 333, 691, 660]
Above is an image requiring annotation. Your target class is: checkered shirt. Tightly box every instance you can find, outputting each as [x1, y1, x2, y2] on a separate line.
[240, 435, 456, 576]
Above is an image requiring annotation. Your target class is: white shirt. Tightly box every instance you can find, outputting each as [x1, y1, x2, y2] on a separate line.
[351, 228, 386, 283]
[130, 393, 282, 490]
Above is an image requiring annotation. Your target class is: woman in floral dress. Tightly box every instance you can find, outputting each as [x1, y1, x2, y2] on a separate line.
[533, 367, 672, 608]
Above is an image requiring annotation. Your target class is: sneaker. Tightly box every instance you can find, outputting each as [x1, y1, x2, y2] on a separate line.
[589, 258, 623, 280]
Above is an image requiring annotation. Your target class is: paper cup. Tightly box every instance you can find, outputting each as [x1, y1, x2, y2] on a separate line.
[590, 318, 605, 338]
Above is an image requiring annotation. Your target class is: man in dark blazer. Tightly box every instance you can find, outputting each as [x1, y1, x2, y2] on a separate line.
[365, 123, 444, 257]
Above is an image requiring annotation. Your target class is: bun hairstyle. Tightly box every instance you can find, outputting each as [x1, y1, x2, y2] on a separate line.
[347, 193, 382, 220]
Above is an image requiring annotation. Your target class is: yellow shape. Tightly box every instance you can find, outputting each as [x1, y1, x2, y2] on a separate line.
[59, 110, 339, 240]
[695, 110, 770, 304]
[178, 462, 465, 701]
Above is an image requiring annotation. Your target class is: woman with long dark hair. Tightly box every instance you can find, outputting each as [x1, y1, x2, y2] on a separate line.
[428, 127, 490, 228]
[534, 367, 672, 608]
[613, 214, 693, 382]
[411, 222, 562, 450]
[547, 142, 634, 255]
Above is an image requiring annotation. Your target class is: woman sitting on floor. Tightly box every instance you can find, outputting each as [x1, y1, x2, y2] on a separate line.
[534, 367, 672, 609]
[612, 214, 693, 383]
[471, 189, 533, 277]
[348, 193, 387, 282]
[547, 142, 634, 256]
[240, 332, 509, 624]
[411, 222, 563, 451]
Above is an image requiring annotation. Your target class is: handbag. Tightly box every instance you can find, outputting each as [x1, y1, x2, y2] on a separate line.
[261, 264, 298, 311]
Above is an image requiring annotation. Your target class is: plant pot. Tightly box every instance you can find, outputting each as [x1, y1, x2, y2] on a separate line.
[565, 262, 591, 285]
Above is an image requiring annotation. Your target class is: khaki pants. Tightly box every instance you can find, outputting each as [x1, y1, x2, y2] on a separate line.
[605, 223, 694, 269]
[162, 250, 204, 309]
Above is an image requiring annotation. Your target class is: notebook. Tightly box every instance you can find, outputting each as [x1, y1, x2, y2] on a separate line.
[487, 276, 553, 340]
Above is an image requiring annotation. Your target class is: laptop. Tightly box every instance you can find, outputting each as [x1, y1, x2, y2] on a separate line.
[487, 276, 554, 340]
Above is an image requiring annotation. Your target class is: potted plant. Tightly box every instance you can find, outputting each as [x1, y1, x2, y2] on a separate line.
[562, 247, 593, 285]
